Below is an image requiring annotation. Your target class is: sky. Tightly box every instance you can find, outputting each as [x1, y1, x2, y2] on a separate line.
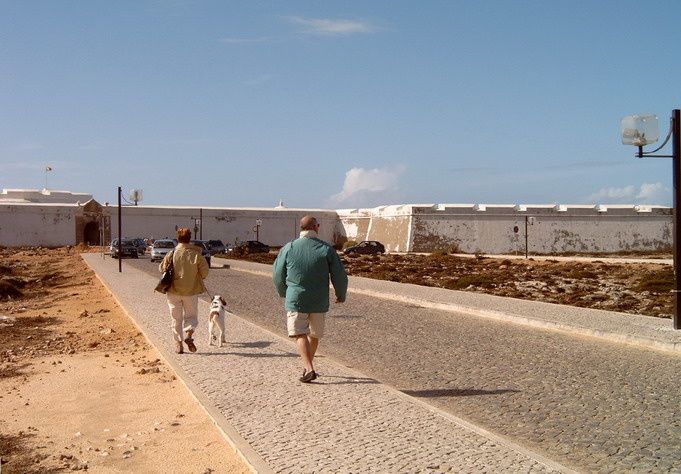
[1, 1, 680, 209]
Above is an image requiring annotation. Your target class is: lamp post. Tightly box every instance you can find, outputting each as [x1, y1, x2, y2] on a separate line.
[525, 216, 535, 259]
[621, 109, 680, 329]
[254, 219, 262, 241]
[117, 186, 122, 273]
[190, 217, 201, 240]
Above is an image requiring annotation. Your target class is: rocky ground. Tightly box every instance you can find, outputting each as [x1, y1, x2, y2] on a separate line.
[0, 246, 248, 473]
[226, 250, 673, 319]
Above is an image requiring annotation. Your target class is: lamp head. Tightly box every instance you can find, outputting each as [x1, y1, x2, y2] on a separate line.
[621, 114, 659, 146]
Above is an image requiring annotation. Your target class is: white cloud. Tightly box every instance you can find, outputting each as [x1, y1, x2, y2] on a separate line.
[586, 182, 670, 205]
[330, 165, 405, 207]
[286, 16, 378, 35]
[636, 182, 668, 203]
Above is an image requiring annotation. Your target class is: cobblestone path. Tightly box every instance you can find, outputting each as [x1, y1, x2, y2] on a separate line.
[127, 258, 681, 473]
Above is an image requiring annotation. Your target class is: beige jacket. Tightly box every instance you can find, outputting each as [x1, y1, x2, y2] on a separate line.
[159, 243, 209, 296]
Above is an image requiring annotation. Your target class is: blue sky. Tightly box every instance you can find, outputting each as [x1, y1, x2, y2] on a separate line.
[1, 1, 679, 208]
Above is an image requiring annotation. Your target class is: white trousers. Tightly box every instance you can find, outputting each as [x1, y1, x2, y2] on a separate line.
[167, 293, 199, 342]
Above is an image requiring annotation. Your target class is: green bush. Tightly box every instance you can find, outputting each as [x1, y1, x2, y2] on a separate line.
[443, 274, 495, 290]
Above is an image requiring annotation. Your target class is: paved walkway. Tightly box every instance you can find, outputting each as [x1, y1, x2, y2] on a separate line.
[83, 254, 572, 473]
[83, 255, 681, 473]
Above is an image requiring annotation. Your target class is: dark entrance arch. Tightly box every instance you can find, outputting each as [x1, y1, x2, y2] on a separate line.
[84, 221, 100, 245]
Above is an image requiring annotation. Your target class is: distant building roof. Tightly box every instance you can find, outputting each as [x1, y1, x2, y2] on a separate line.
[0, 188, 93, 204]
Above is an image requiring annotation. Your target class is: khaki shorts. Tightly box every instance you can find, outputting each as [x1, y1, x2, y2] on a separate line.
[287, 311, 326, 339]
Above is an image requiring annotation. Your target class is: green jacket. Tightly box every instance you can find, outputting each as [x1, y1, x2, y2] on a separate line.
[273, 233, 348, 313]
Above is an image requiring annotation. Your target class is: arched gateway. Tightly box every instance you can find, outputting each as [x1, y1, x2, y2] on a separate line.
[76, 199, 110, 246]
[83, 221, 100, 245]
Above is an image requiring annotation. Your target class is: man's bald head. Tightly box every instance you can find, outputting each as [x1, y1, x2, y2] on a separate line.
[300, 216, 319, 231]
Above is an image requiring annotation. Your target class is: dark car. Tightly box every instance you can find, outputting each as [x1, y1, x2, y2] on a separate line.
[343, 240, 386, 255]
[109, 238, 139, 259]
[131, 238, 147, 256]
[206, 239, 226, 256]
[190, 240, 212, 267]
[229, 240, 270, 255]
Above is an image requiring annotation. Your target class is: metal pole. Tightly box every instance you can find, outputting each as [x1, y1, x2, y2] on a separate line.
[672, 109, 680, 330]
[118, 186, 122, 273]
[200, 208, 203, 240]
[525, 215, 529, 259]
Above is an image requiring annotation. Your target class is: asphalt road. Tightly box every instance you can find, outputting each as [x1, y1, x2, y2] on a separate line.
[131, 257, 681, 473]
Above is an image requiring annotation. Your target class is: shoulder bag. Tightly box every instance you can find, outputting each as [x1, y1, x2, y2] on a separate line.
[154, 251, 175, 293]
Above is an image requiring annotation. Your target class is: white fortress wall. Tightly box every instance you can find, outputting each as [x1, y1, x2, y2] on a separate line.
[0, 188, 671, 253]
[339, 203, 671, 254]
[408, 204, 671, 254]
[337, 205, 414, 252]
[0, 203, 79, 247]
[107, 206, 340, 247]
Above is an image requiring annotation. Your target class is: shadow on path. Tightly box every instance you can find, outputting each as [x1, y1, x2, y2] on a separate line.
[196, 351, 297, 358]
[316, 374, 381, 385]
[230, 341, 273, 349]
[401, 388, 520, 398]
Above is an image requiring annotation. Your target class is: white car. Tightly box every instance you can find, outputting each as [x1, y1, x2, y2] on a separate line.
[150, 239, 176, 262]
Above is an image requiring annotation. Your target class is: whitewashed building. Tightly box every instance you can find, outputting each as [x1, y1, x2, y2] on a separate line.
[0, 188, 672, 254]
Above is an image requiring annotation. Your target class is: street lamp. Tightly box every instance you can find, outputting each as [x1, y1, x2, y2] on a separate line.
[621, 109, 680, 329]
[190, 217, 201, 240]
[254, 219, 262, 241]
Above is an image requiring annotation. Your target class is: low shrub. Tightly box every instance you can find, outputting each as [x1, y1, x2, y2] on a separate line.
[0, 280, 22, 300]
[636, 276, 673, 293]
[444, 274, 495, 290]
[342, 241, 358, 249]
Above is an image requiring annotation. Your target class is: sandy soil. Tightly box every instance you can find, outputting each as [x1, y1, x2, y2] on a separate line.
[0, 246, 249, 473]
[227, 250, 674, 319]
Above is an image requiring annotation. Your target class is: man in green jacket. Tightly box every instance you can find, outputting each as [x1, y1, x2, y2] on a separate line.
[273, 216, 348, 383]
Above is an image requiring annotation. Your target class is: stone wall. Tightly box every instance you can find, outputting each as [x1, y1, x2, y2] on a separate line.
[338, 204, 672, 254]
[107, 206, 341, 247]
[0, 203, 80, 247]
[0, 195, 672, 254]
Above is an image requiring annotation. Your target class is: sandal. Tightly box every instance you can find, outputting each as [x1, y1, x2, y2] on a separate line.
[184, 337, 197, 353]
[299, 369, 317, 383]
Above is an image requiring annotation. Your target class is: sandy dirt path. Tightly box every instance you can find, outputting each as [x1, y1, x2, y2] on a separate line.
[0, 246, 250, 473]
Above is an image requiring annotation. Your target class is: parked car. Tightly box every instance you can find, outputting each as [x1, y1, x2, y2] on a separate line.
[206, 239, 226, 255]
[190, 240, 212, 267]
[150, 239, 176, 262]
[109, 238, 139, 259]
[343, 240, 386, 255]
[229, 240, 270, 255]
[131, 238, 147, 255]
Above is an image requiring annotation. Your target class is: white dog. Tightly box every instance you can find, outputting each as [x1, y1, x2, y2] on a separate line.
[208, 295, 228, 347]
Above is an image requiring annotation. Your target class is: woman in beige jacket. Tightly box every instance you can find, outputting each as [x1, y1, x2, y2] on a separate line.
[159, 228, 209, 354]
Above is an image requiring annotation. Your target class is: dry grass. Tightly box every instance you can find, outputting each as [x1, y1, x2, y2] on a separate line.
[227, 251, 673, 318]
